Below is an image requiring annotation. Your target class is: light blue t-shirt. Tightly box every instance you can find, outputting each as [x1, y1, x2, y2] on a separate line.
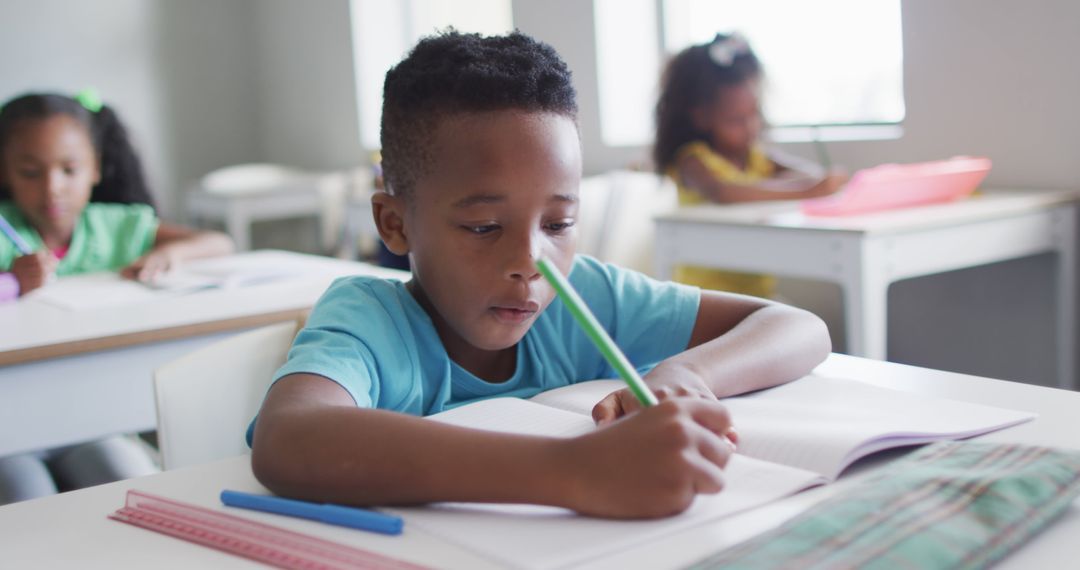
[246, 255, 700, 444]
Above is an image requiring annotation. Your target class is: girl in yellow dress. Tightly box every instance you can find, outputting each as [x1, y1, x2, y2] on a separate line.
[654, 33, 846, 297]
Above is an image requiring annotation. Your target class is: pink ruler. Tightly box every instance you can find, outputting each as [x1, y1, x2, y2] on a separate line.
[108, 490, 428, 570]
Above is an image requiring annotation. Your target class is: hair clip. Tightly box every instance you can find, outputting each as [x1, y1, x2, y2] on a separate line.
[709, 33, 748, 67]
[74, 88, 103, 113]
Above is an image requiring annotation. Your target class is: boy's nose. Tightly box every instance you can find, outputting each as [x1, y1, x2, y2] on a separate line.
[505, 231, 543, 281]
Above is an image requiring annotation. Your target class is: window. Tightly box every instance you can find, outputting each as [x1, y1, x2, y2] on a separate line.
[594, 0, 905, 147]
[349, 0, 514, 150]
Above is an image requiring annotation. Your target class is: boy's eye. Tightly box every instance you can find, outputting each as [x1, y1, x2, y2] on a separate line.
[63, 166, 77, 176]
[463, 224, 500, 235]
[545, 219, 576, 234]
[16, 169, 40, 178]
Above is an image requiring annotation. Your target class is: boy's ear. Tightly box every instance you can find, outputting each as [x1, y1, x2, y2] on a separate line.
[371, 191, 410, 255]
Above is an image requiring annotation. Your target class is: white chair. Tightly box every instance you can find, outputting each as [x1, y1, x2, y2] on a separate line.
[153, 321, 299, 470]
[334, 166, 381, 261]
[186, 163, 345, 252]
[579, 170, 677, 276]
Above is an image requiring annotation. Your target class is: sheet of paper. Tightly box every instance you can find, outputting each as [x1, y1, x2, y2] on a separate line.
[26, 272, 167, 311]
[405, 397, 825, 570]
[391, 453, 823, 570]
[22, 252, 309, 311]
[723, 375, 1037, 479]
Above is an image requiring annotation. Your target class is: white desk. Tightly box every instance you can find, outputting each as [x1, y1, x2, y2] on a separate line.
[0, 250, 408, 457]
[654, 189, 1080, 389]
[0, 354, 1077, 569]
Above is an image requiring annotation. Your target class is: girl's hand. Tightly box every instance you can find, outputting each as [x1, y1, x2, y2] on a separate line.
[808, 172, 848, 197]
[11, 251, 58, 295]
[121, 246, 179, 283]
[559, 398, 735, 519]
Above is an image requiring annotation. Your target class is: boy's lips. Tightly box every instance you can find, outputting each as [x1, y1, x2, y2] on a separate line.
[490, 300, 540, 324]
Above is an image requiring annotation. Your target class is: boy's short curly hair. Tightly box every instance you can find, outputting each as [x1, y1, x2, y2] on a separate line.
[380, 30, 578, 199]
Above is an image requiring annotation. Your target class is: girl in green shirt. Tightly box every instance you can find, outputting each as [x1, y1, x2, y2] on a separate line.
[0, 92, 233, 505]
[0, 92, 232, 301]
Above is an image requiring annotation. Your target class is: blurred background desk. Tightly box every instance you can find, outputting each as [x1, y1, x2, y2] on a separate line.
[654, 189, 1080, 390]
[0, 250, 408, 457]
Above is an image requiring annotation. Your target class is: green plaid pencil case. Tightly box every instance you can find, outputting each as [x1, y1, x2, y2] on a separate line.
[686, 441, 1080, 570]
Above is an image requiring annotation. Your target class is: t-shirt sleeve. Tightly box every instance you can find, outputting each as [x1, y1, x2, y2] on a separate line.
[271, 278, 398, 409]
[571, 256, 700, 377]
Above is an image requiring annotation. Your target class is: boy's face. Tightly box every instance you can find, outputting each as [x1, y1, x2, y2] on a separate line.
[2, 115, 99, 241]
[387, 110, 581, 365]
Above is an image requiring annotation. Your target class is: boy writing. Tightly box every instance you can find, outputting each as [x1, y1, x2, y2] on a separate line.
[249, 31, 831, 519]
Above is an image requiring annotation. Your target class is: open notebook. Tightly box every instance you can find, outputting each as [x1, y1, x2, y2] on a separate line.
[25, 254, 302, 311]
[390, 374, 1035, 570]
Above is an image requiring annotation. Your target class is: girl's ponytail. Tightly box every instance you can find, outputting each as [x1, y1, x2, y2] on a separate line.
[89, 104, 155, 209]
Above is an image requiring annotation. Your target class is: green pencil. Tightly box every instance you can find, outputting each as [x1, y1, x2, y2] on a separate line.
[536, 258, 658, 407]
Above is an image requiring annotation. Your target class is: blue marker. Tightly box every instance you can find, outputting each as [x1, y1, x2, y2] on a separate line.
[0, 212, 31, 255]
[220, 490, 403, 535]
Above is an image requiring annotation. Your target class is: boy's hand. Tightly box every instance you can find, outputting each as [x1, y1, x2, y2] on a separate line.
[592, 361, 716, 425]
[11, 251, 58, 295]
[122, 246, 179, 283]
[561, 399, 735, 518]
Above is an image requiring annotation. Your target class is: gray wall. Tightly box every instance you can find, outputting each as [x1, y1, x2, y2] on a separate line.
[1, 0, 1076, 386]
[253, 0, 363, 170]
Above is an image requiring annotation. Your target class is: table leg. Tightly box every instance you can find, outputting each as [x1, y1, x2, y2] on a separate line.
[841, 240, 890, 360]
[226, 205, 251, 252]
[654, 223, 676, 281]
[1054, 206, 1077, 390]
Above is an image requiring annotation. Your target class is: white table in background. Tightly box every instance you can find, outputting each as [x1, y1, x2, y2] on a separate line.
[0, 354, 1076, 569]
[654, 189, 1080, 389]
[0, 250, 408, 457]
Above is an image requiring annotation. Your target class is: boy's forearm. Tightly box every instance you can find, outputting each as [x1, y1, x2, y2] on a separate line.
[251, 406, 576, 508]
[662, 305, 831, 398]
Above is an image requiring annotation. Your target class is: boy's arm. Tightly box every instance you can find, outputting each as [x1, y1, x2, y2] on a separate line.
[594, 291, 831, 423]
[121, 222, 234, 282]
[676, 153, 845, 203]
[251, 372, 736, 519]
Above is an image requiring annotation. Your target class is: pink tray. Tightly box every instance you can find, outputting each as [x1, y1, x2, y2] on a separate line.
[801, 156, 992, 217]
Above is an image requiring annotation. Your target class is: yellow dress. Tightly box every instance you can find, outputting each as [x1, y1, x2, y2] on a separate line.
[668, 141, 777, 298]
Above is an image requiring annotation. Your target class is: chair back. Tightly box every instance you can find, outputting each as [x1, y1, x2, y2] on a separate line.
[153, 321, 299, 470]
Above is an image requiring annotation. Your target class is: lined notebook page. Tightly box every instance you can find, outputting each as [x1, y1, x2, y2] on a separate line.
[723, 376, 1036, 479]
[429, 397, 595, 438]
[27, 272, 165, 310]
[511, 376, 1034, 481]
[409, 399, 824, 570]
